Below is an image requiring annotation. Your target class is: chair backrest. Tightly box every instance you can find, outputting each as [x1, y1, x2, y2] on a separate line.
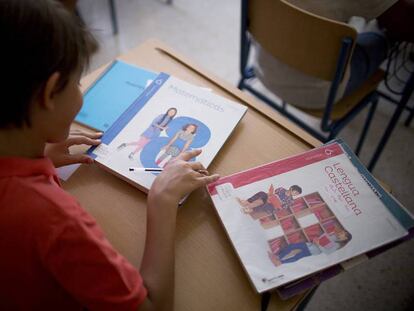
[247, 0, 357, 82]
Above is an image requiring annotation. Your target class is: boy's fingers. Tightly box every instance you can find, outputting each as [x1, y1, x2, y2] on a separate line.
[83, 131, 103, 139]
[189, 161, 206, 171]
[70, 129, 103, 139]
[65, 136, 101, 147]
[178, 149, 202, 161]
[196, 169, 209, 176]
[71, 154, 94, 164]
[60, 154, 94, 166]
[198, 173, 220, 184]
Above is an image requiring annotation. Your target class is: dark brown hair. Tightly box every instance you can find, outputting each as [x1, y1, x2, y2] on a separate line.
[157, 107, 177, 126]
[0, 0, 98, 128]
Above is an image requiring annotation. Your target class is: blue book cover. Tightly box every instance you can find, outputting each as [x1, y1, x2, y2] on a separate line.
[75, 60, 158, 131]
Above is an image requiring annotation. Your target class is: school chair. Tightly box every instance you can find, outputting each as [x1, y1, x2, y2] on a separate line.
[238, 0, 385, 156]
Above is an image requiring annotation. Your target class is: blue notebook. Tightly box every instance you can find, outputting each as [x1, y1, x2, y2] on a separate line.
[75, 60, 158, 131]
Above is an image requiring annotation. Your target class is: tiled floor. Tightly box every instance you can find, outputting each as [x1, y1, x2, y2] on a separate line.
[78, 0, 414, 310]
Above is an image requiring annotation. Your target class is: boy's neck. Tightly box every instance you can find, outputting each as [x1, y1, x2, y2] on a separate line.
[0, 127, 45, 159]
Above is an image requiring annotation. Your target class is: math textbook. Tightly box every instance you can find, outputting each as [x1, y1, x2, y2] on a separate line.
[75, 60, 157, 131]
[88, 73, 247, 193]
[207, 139, 413, 293]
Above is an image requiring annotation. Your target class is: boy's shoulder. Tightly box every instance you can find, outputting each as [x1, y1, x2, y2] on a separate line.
[9, 170, 75, 201]
[1, 169, 84, 229]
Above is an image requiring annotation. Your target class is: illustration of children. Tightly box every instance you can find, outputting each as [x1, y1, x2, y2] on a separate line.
[268, 228, 352, 266]
[117, 107, 177, 159]
[155, 123, 198, 167]
[237, 184, 302, 217]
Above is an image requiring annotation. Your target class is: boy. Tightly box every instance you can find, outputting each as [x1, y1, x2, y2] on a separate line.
[0, 1, 219, 310]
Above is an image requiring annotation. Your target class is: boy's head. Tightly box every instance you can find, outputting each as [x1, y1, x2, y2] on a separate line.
[289, 185, 302, 197]
[0, 0, 97, 141]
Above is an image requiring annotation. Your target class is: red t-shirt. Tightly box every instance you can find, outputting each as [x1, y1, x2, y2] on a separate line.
[0, 157, 147, 310]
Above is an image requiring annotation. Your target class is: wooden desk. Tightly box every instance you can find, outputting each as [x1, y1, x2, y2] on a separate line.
[64, 39, 321, 311]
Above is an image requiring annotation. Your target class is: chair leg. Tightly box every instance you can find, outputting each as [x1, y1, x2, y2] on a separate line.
[368, 72, 414, 172]
[327, 130, 338, 142]
[405, 106, 414, 127]
[355, 96, 378, 156]
[238, 78, 245, 90]
[108, 0, 118, 35]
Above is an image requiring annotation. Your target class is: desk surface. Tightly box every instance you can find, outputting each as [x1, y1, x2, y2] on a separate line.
[64, 39, 321, 311]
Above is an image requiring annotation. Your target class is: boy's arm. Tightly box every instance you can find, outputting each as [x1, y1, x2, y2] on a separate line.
[40, 150, 217, 311]
[138, 192, 177, 311]
[139, 149, 219, 311]
[268, 184, 274, 196]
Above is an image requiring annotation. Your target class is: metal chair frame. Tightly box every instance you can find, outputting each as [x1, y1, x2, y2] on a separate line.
[238, 0, 379, 157]
[377, 42, 414, 126]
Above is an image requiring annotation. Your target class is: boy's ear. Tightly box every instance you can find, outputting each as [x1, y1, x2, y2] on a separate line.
[40, 72, 61, 110]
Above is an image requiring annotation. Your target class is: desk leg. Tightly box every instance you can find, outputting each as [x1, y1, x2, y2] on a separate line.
[261, 292, 271, 311]
[294, 286, 318, 311]
[368, 72, 414, 171]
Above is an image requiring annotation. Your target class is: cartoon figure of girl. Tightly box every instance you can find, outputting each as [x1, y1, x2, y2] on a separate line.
[155, 123, 198, 167]
[268, 228, 352, 266]
[117, 107, 177, 159]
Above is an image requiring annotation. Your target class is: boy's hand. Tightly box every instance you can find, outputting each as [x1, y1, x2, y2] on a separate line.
[268, 184, 274, 195]
[45, 130, 102, 168]
[149, 149, 220, 206]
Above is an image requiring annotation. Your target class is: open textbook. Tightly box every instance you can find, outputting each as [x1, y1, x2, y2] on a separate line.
[88, 73, 247, 192]
[207, 139, 413, 293]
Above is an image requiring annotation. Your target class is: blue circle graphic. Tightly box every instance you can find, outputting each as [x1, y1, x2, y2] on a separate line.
[140, 116, 211, 169]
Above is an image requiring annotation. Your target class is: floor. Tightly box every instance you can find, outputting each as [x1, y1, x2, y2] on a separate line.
[78, 0, 414, 310]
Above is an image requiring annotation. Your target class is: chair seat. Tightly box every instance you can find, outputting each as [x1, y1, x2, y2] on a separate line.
[299, 69, 385, 120]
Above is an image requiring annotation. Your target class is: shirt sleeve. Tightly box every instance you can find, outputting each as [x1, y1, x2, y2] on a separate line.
[39, 201, 147, 311]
